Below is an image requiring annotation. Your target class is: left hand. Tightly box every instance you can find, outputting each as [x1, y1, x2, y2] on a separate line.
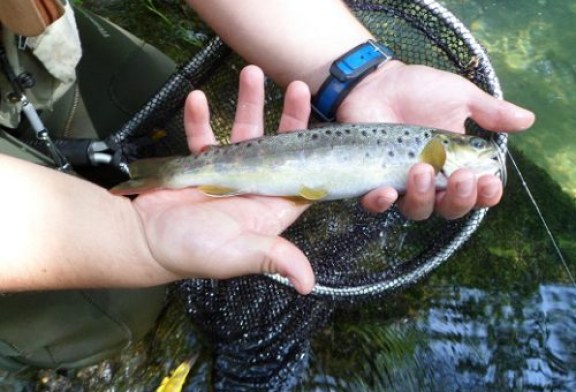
[132, 66, 316, 294]
[338, 60, 535, 220]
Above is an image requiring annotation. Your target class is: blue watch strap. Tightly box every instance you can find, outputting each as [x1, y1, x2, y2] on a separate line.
[312, 40, 394, 122]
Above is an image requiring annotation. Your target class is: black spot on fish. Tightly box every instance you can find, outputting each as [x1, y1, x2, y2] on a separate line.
[246, 143, 253, 148]
[325, 130, 332, 135]
[311, 134, 319, 140]
[297, 133, 304, 138]
[415, 137, 421, 144]
[362, 130, 368, 137]
[408, 151, 416, 158]
[424, 131, 431, 138]
[335, 130, 343, 136]
[397, 137, 403, 144]
[377, 139, 382, 145]
[372, 129, 378, 134]
[404, 130, 410, 136]
[345, 129, 352, 134]
[365, 152, 371, 158]
[380, 129, 387, 135]
[388, 151, 395, 157]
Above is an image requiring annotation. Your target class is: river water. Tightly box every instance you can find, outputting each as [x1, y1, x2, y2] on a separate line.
[443, 0, 576, 198]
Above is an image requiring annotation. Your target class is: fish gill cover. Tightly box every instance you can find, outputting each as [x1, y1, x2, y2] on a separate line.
[107, 0, 505, 389]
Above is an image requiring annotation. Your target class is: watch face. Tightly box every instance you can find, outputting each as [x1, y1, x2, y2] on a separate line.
[332, 41, 394, 81]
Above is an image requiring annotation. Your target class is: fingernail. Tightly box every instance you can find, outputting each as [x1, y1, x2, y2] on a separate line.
[481, 178, 500, 198]
[456, 178, 474, 197]
[415, 172, 433, 193]
[289, 275, 311, 295]
[376, 197, 390, 211]
[376, 191, 397, 212]
[289, 277, 301, 292]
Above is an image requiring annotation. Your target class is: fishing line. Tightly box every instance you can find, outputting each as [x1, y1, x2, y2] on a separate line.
[507, 149, 576, 286]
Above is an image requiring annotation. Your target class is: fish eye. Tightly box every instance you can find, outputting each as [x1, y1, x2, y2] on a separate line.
[470, 137, 487, 149]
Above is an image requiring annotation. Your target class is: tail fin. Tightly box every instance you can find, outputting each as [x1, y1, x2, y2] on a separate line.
[110, 157, 174, 196]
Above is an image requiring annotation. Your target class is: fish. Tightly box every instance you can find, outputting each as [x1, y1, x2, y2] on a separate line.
[110, 123, 505, 200]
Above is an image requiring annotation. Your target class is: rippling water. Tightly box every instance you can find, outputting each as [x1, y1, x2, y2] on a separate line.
[417, 285, 576, 391]
[302, 285, 576, 391]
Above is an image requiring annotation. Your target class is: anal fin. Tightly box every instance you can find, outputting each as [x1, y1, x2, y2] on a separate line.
[198, 185, 241, 197]
[298, 185, 329, 201]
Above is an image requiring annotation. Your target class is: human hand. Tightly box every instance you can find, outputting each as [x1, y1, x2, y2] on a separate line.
[338, 60, 535, 220]
[132, 66, 315, 294]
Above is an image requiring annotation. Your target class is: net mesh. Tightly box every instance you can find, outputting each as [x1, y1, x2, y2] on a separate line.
[107, 0, 504, 389]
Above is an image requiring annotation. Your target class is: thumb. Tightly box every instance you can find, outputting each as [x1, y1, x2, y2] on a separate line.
[469, 92, 535, 132]
[239, 233, 316, 295]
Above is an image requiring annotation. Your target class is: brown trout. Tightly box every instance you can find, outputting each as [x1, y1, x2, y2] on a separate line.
[110, 123, 505, 200]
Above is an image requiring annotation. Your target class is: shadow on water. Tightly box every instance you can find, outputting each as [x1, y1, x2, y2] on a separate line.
[1, 0, 574, 391]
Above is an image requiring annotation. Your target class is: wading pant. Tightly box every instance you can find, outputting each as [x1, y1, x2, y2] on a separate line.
[0, 8, 177, 371]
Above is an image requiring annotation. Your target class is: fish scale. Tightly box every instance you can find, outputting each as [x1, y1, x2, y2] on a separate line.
[111, 123, 503, 200]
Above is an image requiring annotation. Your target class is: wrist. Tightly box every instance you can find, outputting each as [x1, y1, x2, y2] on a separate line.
[335, 58, 404, 121]
[129, 199, 184, 284]
[311, 40, 395, 121]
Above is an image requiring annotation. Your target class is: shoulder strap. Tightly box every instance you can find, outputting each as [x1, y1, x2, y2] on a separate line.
[0, 0, 64, 37]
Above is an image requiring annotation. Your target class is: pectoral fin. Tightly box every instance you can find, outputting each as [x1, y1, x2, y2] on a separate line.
[298, 185, 329, 201]
[419, 138, 446, 173]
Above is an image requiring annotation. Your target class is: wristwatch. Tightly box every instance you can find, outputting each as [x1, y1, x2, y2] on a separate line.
[312, 40, 394, 122]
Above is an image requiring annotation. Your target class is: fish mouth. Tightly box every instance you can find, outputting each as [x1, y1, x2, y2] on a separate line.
[494, 148, 508, 186]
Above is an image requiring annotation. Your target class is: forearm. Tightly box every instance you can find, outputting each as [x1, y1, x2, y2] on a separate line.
[0, 155, 171, 291]
[187, 0, 373, 92]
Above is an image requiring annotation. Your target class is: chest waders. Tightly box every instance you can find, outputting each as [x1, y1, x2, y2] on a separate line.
[0, 7, 177, 371]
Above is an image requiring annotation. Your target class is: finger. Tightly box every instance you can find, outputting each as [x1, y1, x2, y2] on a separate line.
[184, 90, 216, 153]
[476, 175, 503, 207]
[435, 169, 478, 220]
[278, 81, 311, 133]
[360, 187, 398, 213]
[231, 65, 265, 142]
[397, 163, 437, 220]
[468, 92, 535, 132]
[240, 233, 315, 295]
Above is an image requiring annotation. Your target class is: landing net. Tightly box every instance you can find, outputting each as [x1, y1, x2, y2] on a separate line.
[108, 0, 505, 389]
